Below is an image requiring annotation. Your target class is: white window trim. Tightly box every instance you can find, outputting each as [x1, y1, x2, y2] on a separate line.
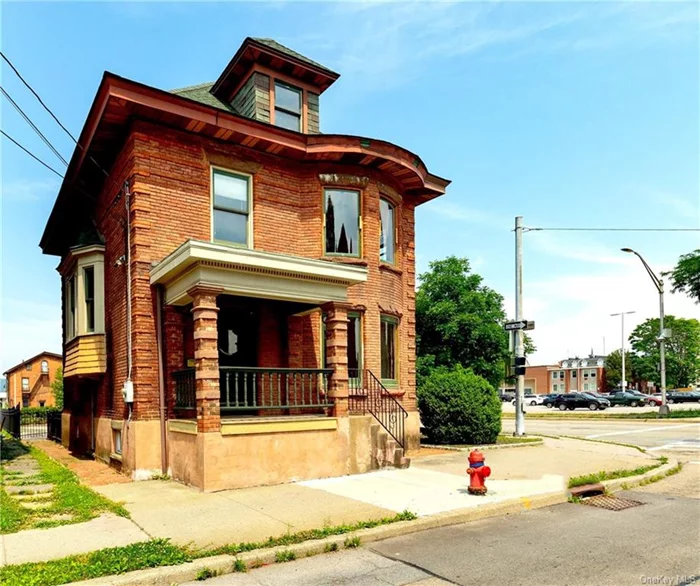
[210, 166, 254, 249]
[61, 245, 105, 343]
[379, 197, 397, 265]
[273, 80, 303, 132]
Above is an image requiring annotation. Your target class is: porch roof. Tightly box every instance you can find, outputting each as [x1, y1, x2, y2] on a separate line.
[150, 240, 368, 306]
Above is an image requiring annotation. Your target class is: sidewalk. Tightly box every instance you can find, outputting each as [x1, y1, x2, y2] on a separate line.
[2, 437, 655, 566]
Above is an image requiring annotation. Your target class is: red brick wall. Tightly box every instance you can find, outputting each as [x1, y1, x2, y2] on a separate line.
[5, 354, 62, 408]
[84, 119, 422, 420]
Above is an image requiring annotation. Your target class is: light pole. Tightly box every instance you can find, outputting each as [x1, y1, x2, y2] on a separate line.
[621, 248, 669, 415]
[610, 311, 635, 390]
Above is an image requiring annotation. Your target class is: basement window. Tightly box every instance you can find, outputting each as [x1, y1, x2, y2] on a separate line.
[113, 429, 122, 455]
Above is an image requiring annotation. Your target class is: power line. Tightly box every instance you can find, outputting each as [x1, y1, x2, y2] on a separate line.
[0, 85, 69, 166]
[524, 227, 700, 232]
[0, 129, 64, 178]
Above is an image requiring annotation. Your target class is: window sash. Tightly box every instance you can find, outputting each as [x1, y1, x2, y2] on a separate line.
[274, 81, 302, 131]
[212, 169, 250, 246]
[41, 361, 49, 374]
[380, 316, 398, 381]
[324, 189, 361, 256]
[348, 312, 362, 378]
[379, 199, 395, 264]
[84, 267, 95, 333]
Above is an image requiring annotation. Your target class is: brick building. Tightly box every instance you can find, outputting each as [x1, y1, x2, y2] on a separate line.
[3, 352, 62, 408]
[40, 38, 449, 490]
[524, 355, 607, 395]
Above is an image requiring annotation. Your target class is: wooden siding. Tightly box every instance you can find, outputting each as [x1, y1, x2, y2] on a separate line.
[64, 334, 107, 378]
[231, 72, 270, 124]
[307, 92, 319, 134]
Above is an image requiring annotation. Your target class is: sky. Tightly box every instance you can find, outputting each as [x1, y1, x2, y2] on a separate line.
[1, 1, 699, 374]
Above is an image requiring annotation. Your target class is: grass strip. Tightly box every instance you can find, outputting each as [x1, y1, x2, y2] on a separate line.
[0, 539, 189, 586]
[503, 408, 700, 420]
[197, 510, 416, 557]
[0, 511, 417, 585]
[568, 460, 664, 488]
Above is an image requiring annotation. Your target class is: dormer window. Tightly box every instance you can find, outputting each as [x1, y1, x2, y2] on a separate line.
[274, 81, 302, 131]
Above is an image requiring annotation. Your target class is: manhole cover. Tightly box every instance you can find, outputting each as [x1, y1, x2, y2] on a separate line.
[582, 495, 645, 511]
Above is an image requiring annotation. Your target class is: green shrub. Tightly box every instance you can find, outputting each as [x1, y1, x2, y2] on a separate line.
[417, 365, 501, 445]
[20, 406, 61, 417]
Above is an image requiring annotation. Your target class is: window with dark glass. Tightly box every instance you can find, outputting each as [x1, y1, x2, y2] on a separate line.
[324, 189, 360, 256]
[379, 199, 395, 263]
[380, 316, 398, 382]
[348, 313, 362, 380]
[212, 169, 250, 246]
[84, 267, 95, 332]
[41, 360, 49, 374]
[274, 81, 302, 131]
[25, 363, 31, 371]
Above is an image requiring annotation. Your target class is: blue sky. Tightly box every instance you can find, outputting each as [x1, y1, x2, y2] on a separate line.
[1, 1, 698, 373]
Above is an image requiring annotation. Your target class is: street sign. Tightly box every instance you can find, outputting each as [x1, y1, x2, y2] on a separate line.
[505, 320, 535, 331]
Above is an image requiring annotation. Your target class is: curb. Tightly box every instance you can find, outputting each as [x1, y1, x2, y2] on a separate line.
[420, 439, 543, 451]
[71, 491, 567, 586]
[502, 415, 700, 423]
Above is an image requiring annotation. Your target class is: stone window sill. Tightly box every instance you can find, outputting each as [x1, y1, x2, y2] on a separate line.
[321, 256, 369, 267]
[109, 452, 122, 462]
[379, 263, 403, 276]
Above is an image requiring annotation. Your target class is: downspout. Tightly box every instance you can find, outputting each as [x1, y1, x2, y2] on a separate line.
[155, 285, 168, 475]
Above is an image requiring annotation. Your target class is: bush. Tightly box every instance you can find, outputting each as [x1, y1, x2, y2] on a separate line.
[20, 407, 61, 417]
[417, 365, 501, 445]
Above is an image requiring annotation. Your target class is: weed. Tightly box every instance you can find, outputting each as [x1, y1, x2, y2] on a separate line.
[150, 473, 171, 481]
[249, 558, 264, 569]
[275, 550, 296, 563]
[196, 568, 214, 581]
[568, 462, 663, 488]
[232, 558, 247, 572]
[567, 495, 582, 504]
[638, 463, 683, 487]
[324, 542, 339, 553]
[344, 536, 361, 549]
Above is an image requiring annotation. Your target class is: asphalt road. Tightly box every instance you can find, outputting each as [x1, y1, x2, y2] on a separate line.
[501, 418, 700, 458]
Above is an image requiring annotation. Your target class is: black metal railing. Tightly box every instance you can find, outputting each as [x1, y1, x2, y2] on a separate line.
[0, 406, 20, 439]
[174, 369, 196, 410]
[220, 367, 333, 413]
[47, 411, 62, 443]
[349, 369, 407, 448]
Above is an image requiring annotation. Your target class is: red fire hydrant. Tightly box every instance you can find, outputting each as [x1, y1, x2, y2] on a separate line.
[466, 449, 491, 495]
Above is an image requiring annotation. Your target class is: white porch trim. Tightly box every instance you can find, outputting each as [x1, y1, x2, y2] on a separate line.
[150, 240, 368, 306]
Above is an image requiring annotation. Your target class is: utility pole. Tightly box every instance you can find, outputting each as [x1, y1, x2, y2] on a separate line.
[514, 216, 525, 436]
[610, 311, 635, 390]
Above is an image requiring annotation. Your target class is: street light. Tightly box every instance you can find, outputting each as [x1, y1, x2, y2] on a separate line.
[610, 310, 635, 391]
[621, 247, 670, 415]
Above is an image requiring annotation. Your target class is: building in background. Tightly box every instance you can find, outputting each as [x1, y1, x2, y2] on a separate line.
[524, 354, 607, 395]
[3, 352, 62, 408]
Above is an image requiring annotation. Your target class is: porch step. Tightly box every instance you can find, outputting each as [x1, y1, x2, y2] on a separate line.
[369, 422, 410, 471]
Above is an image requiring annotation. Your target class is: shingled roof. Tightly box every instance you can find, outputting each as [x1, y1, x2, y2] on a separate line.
[170, 82, 233, 112]
[250, 38, 339, 77]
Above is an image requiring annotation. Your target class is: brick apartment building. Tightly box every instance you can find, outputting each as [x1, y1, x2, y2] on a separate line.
[3, 351, 62, 408]
[40, 38, 449, 490]
[524, 355, 607, 395]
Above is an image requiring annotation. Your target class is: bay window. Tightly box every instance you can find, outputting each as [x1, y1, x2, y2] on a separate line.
[324, 189, 360, 256]
[212, 168, 251, 246]
[61, 245, 105, 343]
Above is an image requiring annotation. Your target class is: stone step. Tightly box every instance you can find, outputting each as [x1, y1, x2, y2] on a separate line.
[20, 500, 53, 510]
[13, 492, 53, 501]
[5, 483, 54, 495]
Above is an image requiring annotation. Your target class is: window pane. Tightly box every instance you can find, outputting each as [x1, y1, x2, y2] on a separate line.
[213, 209, 247, 244]
[381, 319, 397, 380]
[41, 360, 48, 373]
[84, 267, 95, 332]
[380, 199, 395, 263]
[325, 189, 359, 255]
[275, 82, 301, 113]
[213, 171, 248, 213]
[348, 314, 361, 377]
[275, 109, 301, 131]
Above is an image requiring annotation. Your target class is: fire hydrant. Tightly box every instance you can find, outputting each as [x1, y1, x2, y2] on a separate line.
[466, 449, 491, 495]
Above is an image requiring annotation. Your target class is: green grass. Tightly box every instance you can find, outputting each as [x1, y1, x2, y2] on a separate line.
[0, 539, 190, 586]
[233, 558, 247, 572]
[196, 568, 215, 580]
[324, 542, 339, 553]
[274, 550, 296, 563]
[568, 461, 664, 488]
[197, 510, 416, 558]
[504, 408, 700, 420]
[432, 435, 542, 448]
[343, 536, 361, 549]
[0, 438, 128, 534]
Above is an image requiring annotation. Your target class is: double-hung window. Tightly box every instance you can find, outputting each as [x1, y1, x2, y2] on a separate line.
[274, 81, 302, 131]
[212, 169, 251, 246]
[379, 199, 395, 264]
[324, 189, 360, 256]
[84, 267, 95, 332]
[21, 377, 29, 392]
[380, 316, 398, 383]
[67, 275, 77, 339]
[41, 360, 49, 374]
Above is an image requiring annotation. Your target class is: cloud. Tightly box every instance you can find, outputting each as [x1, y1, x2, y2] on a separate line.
[421, 199, 509, 230]
[526, 231, 631, 266]
[0, 298, 61, 374]
[1, 179, 59, 202]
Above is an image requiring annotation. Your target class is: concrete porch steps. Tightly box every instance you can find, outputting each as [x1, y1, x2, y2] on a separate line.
[370, 422, 411, 470]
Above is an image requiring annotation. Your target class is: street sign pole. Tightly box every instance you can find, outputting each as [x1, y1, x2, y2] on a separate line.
[514, 216, 525, 437]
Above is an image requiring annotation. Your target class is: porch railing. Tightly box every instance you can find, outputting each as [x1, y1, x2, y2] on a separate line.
[173, 367, 334, 413]
[220, 367, 333, 412]
[349, 369, 407, 448]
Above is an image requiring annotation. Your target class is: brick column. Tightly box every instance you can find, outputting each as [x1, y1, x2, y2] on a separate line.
[189, 286, 222, 433]
[322, 302, 351, 417]
[163, 306, 184, 420]
[287, 315, 304, 369]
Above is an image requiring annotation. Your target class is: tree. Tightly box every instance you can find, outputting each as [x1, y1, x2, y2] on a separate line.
[51, 367, 63, 409]
[416, 256, 510, 389]
[417, 366, 502, 445]
[603, 349, 642, 391]
[629, 316, 700, 389]
[663, 249, 700, 304]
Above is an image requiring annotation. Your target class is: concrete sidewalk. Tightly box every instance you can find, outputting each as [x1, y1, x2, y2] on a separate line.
[1, 437, 654, 566]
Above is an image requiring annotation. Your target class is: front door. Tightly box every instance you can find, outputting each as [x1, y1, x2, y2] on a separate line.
[218, 303, 258, 410]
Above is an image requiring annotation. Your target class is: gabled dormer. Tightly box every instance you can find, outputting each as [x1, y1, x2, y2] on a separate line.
[210, 37, 339, 134]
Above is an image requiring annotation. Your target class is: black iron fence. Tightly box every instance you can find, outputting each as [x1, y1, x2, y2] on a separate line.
[0, 406, 20, 439]
[0, 407, 62, 442]
[173, 369, 196, 410]
[349, 369, 407, 448]
[47, 411, 62, 442]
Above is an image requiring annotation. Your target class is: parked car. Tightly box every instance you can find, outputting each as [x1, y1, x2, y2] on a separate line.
[542, 394, 562, 408]
[607, 392, 646, 407]
[666, 391, 700, 404]
[645, 395, 663, 406]
[499, 390, 515, 402]
[512, 394, 545, 407]
[552, 393, 608, 411]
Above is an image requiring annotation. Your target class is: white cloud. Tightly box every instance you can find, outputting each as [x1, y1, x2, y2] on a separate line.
[0, 298, 61, 374]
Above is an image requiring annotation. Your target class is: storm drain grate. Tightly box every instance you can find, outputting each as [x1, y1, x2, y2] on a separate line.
[582, 495, 645, 511]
